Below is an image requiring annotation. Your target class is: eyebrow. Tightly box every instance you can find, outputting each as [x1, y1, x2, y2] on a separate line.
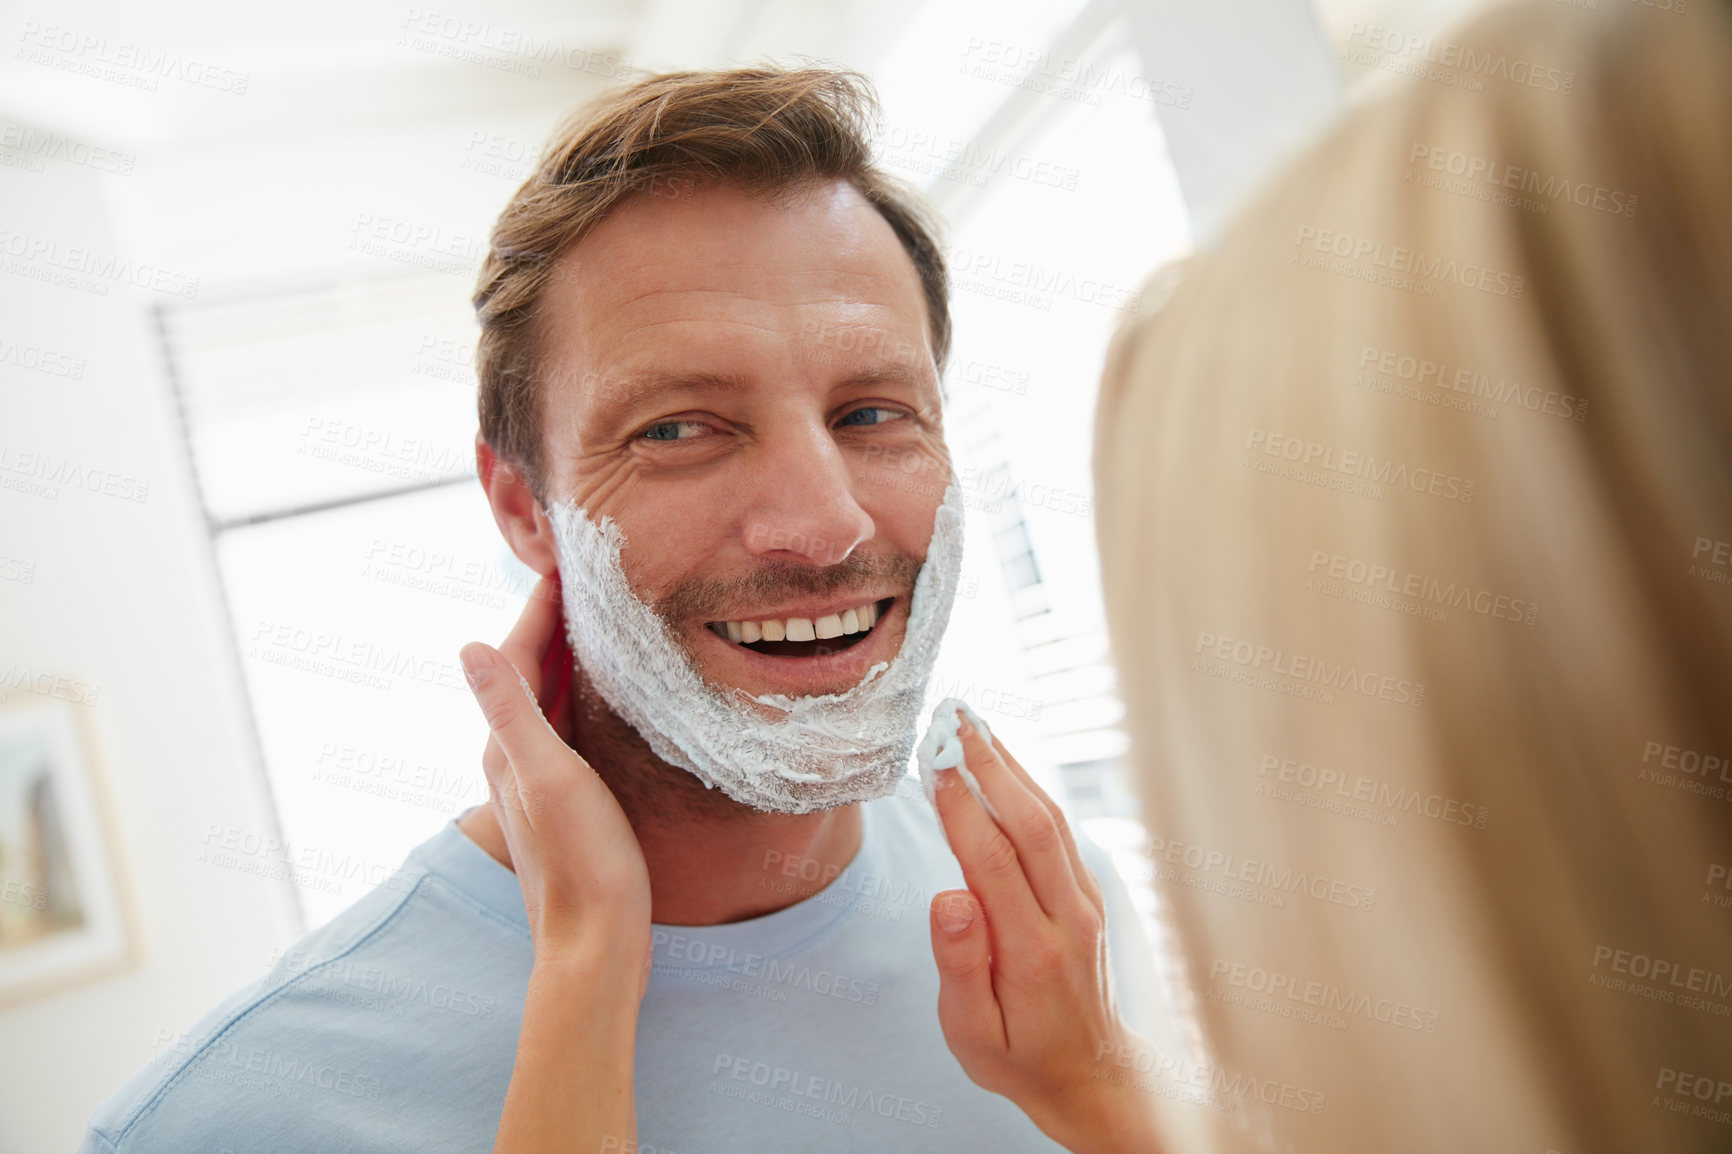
[589, 368, 753, 412]
[589, 364, 930, 418]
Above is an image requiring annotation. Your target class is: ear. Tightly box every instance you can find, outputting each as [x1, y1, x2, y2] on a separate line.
[477, 433, 558, 577]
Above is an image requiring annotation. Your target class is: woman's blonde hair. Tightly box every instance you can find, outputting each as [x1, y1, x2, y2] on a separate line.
[1094, 2, 1732, 1151]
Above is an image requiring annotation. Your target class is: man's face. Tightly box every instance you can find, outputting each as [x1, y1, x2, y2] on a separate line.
[535, 178, 951, 702]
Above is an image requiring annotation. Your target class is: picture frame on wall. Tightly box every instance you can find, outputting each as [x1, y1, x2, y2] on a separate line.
[0, 694, 136, 1008]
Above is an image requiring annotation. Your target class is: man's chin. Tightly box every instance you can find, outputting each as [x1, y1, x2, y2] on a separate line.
[741, 791, 858, 816]
[719, 775, 890, 816]
[702, 669, 877, 707]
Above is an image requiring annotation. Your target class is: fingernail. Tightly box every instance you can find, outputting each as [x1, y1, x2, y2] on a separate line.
[459, 645, 489, 690]
[935, 895, 975, 935]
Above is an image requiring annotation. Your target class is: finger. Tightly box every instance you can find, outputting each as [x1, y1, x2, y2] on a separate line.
[533, 575, 579, 745]
[460, 641, 593, 832]
[465, 650, 533, 840]
[929, 890, 1005, 1065]
[955, 713, 1091, 926]
[931, 725, 1047, 934]
[534, 571, 568, 692]
[498, 576, 564, 717]
[476, 723, 525, 853]
[985, 731, 1102, 915]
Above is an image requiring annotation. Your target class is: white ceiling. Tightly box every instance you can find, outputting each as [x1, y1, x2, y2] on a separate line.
[0, 0, 1496, 152]
[0, 0, 1498, 297]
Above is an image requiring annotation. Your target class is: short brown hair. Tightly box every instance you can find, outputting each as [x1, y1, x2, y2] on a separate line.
[472, 67, 951, 500]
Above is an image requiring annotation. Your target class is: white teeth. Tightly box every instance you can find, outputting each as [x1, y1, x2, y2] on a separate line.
[711, 599, 885, 647]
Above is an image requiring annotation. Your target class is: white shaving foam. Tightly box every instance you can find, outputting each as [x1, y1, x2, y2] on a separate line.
[548, 477, 966, 814]
[916, 697, 1002, 829]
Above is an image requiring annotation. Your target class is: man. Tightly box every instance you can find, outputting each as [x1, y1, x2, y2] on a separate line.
[79, 68, 1171, 1154]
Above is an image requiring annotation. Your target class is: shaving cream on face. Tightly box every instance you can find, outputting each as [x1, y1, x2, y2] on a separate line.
[916, 697, 1002, 828]
[548, 476, 966, 814]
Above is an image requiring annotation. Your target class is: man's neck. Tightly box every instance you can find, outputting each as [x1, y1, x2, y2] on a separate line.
[455, 682, 864, 926]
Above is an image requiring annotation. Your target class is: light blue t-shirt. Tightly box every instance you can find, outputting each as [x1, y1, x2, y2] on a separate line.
[79, 782, 1170, 1153]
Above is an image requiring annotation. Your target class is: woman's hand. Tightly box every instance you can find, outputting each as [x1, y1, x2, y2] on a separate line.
[461, 574, 651, 962]
[927, 708, 1163, 1154]
[459, 575, 651, 1154]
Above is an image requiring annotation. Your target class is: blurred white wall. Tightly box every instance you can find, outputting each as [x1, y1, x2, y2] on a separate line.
[0, 145, 302, 1154]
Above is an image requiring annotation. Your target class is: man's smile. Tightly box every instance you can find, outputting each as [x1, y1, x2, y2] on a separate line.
[705, 592, 891, 649]
[693, 594, 905, 695]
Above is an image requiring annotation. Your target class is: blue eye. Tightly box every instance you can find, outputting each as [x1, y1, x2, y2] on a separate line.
[641, 420, 707, 441]
[838, 407, 902, 428]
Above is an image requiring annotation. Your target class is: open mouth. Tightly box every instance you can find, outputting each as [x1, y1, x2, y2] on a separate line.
[705, 597, 894, 658]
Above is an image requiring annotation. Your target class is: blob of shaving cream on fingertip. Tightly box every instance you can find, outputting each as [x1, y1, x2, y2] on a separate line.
[916, 697, 1002, 827]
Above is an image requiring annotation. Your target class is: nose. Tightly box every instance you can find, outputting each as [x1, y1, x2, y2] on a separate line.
[739, 418, 875, 567]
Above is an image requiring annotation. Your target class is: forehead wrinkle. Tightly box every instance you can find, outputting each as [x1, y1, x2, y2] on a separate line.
[611, 315, 789, 341]
[590, 298, 925, 364]
[607, 285, 761, 311]
[603, 284, 919, 314]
